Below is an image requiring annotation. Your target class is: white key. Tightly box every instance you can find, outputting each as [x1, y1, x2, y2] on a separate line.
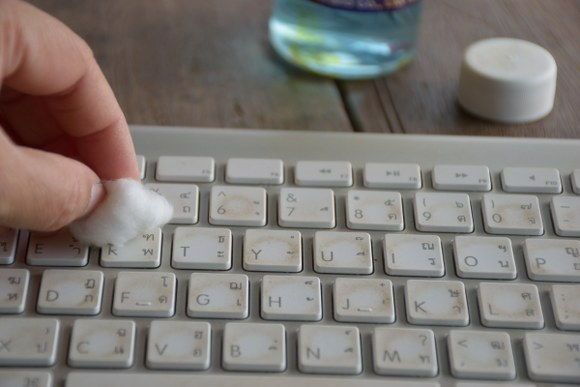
[551, 284, 580, 330]
[113, 272, 176, 317]
[478, 282, 543, 329]
[136, 155, 146, 180]
[573, 169, 580, 194]
[0, 318, 59, 366]
[0, 269, 29, 314]
[278, 188, 335, 228]
[364, 163, 421, 189]
[37, 270, 103, 315]
[298, 325, 361, 375]
[551, 196, 580, 237]
[346, 190, 403, 231]
[314, 231, 372, 274]
[243, 229, 301, 272]
[383, 234, 444, 277]
[147, 183, 199, 224]
[295, 161, 352, 187]
[0, 229, 18, 265]
[502, 167, 562, 193]
[482, 193, 543, 235]
[448, 330, 515, 380]
[414, 192, 473, 233]
[209, 186, 266, 226]
[0, 371, 52, 387]
[223, 323, 286, 372]
[146, 321, 211, 370]
[187, 273, 248, 319]
[172, 227, 232, 270]
[524, 332, 580, 383]
[69, 319, 135, 368]
[156, 156, 214, 182]
[261, 275, 321, 321]
[26, 229, 88, 266]
[405, 280, 468, 326]
[524, 238, 580, 282]
[100, 229, 162, 268]
[453, 236, 516, 279]
[333, 278, 394, 323]
[432, 165, 491, 191]
[226, 158, 283, 185]
[373, 328, 437, 377]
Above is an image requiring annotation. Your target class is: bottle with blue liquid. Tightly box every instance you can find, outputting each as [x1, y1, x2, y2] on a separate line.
[269, 0, 423, 79]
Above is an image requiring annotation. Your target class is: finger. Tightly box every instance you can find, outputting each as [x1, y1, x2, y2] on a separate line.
[0, 130, 105, 231]
[0, 0, 139, 180]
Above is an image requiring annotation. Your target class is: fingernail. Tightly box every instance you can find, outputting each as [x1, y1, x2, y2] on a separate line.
[85, 182, 105, 216]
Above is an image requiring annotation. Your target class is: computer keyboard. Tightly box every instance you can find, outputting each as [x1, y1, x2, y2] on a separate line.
[1, 125, 579, 387]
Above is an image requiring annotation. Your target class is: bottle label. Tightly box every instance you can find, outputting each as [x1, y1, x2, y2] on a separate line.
[311, 0, 420, 11]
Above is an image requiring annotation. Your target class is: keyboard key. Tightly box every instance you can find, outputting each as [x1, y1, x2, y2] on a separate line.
[156, 156, 214, 182]
[37, 269, 103, 315]
[364, 163, 421, 189]
[432, 165, 491, 191]
[26, 229, 88, 266]
[172, 227, 232, 270]
[0, 317, 59, 366]
[405, 280, 468, 326]
[146, 321, 211, 370]
[502, 167, 562, 193]
[551, 284, 580, 330]
[383, 234, 444, 277]
[0, 370, 52, 387]
[223, 322, 286, 372]
[69, 319, 135, 369]
[524, 332, 580, 383]
[453, 236, 516, 279]
[209, 185, 267, 227]
[278, 188, 335, 228]
[346, 190, 403, 231]
[100, 229, 162, 268]
[147, 183, 199, 224]
[448, 330, 515, 380]
[573, 169, 580, 194]
[295, 161, 352, 187]
[136, 154, 146, 180]
[261, 275, 321, 321]
[481, 193, 543, 235]
[478, 282, 543, 329]
[298, 325, 361, 375]
[313, 231, 372, 274]
[414, 192, 473, 233]
[113, 272, 176, 317]
[373, 327, 437, 377]
[226, 158, 283, 185]
[524, 238, 580, 282]
[243, 229, 302, 272]
[0, 229, 18, 265]
[333, 278, 394, 323]
[0, 269, 29, 314]
[187, 273, 248, 319]
[551, 196, 580, 237]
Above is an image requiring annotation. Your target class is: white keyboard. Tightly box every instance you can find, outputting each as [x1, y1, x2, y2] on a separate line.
[1, 126, 579, 387]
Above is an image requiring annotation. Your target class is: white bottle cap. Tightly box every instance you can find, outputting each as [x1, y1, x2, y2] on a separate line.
[458, 38, 557, 124]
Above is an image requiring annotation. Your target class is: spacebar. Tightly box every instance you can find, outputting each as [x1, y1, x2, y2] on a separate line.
[66, 372, 440, 387]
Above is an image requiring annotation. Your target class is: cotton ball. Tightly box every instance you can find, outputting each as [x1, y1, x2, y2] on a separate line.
[69, 179, 173, 246]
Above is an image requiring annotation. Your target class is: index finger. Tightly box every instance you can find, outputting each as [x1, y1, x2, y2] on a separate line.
[0, 0, 138, 180]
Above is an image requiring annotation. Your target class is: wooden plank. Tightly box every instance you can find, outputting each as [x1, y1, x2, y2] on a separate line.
[28, 0, 352, 131]
[341, 0, 580, 137]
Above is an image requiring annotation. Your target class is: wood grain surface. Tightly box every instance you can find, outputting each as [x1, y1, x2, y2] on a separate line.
[29, 0, 580, 137]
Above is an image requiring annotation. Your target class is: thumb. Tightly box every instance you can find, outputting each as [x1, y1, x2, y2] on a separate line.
[0, 134, 105, 231]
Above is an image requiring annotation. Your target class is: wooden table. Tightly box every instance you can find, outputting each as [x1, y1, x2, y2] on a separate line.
[31, 0, 580, 138]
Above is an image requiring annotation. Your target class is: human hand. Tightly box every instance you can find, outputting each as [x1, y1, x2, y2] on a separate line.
[0, 0, 139, 232]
